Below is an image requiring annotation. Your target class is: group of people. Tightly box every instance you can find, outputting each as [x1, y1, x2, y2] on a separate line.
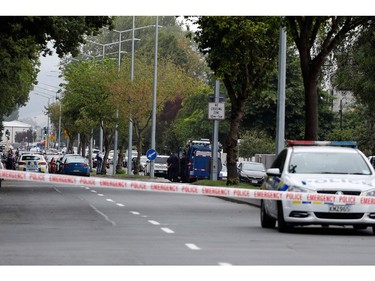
[166, 152, 188, 182]
[0, 148, 19, 170]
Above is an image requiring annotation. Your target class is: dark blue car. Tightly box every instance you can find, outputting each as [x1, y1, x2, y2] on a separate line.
[61, 155, 90, 177]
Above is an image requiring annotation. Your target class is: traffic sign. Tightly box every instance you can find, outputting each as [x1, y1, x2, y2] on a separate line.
[208, 102, 225, 120]
[146, 149, 157, 161]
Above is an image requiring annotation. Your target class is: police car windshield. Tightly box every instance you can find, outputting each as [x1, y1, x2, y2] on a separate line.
[288, 152, 372, 175]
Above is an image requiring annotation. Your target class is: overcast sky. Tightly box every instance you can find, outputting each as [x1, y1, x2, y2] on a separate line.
[18, 44, 64, 127]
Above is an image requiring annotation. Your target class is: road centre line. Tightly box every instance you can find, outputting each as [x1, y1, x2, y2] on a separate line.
[116, 203, 125, 207]
[97, 194, 104, 196]
[90, 190, 97, 193]
[161, 227, 175, 234]
[185, 243, 201, 250]
[106, 198, 114, 202]
[130, 211, 140, 215]
[148, 220, 160, 225]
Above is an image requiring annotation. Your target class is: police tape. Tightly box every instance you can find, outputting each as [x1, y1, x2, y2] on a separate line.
[1, 169, 375, 205]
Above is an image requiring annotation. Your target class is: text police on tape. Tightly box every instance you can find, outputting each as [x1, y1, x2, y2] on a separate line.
[1, 170, 375, 205]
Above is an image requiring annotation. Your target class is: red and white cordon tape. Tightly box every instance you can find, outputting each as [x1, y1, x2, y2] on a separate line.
[1, 169, 375, 205]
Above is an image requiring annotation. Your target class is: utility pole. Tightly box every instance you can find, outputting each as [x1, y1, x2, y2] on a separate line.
[210, 81, 220, 180]
[276, 26, 286, 155]
[150, 16, 159, 178]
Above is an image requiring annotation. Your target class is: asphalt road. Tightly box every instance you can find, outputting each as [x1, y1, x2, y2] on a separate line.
[1, 178, 375, 268]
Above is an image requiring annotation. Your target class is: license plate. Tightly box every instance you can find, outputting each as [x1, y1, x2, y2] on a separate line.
[251, 180, 258, 184]
[73, 169, 80, 172]
[27, 165, 37, 170]
[329, 205, 351, 212]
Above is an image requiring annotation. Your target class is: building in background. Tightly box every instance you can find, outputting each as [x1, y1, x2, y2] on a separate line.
[2, 120, 32, 145]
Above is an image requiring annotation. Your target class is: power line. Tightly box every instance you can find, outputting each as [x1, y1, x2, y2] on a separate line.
[34, 85, 59, 93]
[37, 82, 61, 90]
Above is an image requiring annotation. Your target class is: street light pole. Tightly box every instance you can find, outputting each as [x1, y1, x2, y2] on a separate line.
[127, 16, 135, 176]
[57, 98, 62, 151]
[150, 16, 159, 178]
[32, 92, 51, 150]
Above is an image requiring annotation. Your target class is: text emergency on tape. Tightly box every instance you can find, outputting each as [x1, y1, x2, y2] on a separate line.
[1, 170, 375, 205]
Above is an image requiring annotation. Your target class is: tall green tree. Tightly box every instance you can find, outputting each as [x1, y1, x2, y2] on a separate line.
[285, 16, 371, 140]
[192, 16, 281, 185]
[333, 23, 375, 154]
[0, 16, 113, 137]
[59, 58, 119, 172]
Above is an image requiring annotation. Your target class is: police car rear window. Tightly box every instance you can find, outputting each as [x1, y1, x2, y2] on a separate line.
[22, 155, 41, 161]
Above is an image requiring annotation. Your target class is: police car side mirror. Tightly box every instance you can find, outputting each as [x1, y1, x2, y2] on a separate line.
[266, 168, 281, 177]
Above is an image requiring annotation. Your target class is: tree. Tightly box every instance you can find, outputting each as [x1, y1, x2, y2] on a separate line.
[0, 16, 113, 136]
[238, 130, 275, 158]
[59, 58, 119, 171]
[333, 23, 375, 154]
[170, 89, 230, 150]
[78, 16, 210, 171]
[285, 16, 371, 140]
[107, 55, 201, 174]
[192, 16, 281, 185]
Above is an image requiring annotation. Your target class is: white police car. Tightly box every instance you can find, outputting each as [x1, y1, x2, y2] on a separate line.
[260, 140, 375, 234]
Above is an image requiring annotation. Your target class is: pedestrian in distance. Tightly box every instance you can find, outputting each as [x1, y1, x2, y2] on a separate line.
[167, 152, 179, 182]
[96, 150, 103, 174]
[179, 151, 188, 183]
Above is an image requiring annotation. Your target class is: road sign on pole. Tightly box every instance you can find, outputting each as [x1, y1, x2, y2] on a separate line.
[146, 149, 157, 161]
[208, 102, 225, 120]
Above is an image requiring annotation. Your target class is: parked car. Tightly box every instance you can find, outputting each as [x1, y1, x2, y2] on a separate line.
[16, 153, 49, 173]
[260, 140, 375, 234]
[56, 154, 81, 173]
[60, 155, 90, 177]
[238, 161, 266, 186]
[144, 155, 169, 177]
[219, 163, 227, 180]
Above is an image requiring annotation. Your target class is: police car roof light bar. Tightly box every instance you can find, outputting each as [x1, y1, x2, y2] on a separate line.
[287, 140, 357, 148]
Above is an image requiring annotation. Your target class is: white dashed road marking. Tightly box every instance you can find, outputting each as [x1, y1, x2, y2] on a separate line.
[185, 244, 200, 250]
[161, 228, 175, 234]
[83, 185, 207, 257]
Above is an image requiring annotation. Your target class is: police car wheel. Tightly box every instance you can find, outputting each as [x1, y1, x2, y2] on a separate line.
[277, 201, 293, 233]
[260, 200, 276, 228]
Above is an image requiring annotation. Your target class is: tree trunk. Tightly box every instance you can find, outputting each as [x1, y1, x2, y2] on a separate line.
[225, 91, 247, 185]
[304, 76, 319, 140]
